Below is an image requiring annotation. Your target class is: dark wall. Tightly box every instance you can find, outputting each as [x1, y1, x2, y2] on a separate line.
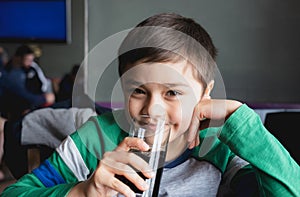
[87, 0, 300, 104]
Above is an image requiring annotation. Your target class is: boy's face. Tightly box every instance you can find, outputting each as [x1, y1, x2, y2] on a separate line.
[122, 60, 205, 142]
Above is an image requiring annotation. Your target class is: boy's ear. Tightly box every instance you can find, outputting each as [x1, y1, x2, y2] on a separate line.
[203, 80, 214, 99]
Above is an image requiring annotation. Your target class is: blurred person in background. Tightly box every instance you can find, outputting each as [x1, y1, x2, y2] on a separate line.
[1, 45, 55, 121]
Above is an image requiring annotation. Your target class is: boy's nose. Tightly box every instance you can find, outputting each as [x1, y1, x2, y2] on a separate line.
[142, 96, 166, 118]
[149, 103, 166, 117]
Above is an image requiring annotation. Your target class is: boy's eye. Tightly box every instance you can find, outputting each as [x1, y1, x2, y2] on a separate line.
[166, 90, 180, 96]
[133, 88, 145, 95]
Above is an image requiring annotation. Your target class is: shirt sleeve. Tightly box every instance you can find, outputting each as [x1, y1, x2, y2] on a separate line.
[0, 118, 98, 197]
[0, 173, 77, 197]
[219, 104, 300, 196]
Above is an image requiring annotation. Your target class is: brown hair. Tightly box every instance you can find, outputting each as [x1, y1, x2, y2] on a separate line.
[118, 13, 218, 87]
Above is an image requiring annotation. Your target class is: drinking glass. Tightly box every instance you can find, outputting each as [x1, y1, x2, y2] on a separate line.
[117, 115, 171, 197]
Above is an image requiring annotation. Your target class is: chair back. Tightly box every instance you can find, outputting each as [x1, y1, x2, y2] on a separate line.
[264, 112, 300, 165]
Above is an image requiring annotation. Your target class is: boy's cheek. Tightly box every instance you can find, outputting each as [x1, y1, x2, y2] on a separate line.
[171, 104, 194, 135]
[127, 100, 143, 117]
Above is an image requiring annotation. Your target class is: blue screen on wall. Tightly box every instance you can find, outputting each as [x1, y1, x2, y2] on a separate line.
[0, 0, 71, 43]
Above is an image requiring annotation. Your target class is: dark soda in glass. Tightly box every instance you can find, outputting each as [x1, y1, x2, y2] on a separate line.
[116, 149, 166, 197]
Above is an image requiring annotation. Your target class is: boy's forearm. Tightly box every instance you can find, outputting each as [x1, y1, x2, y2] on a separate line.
[0, 181, 77, 197]
[219, 104, 300, 196]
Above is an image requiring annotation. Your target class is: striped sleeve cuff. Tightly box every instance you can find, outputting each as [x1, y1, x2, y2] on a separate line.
[32, 159, 66, 187]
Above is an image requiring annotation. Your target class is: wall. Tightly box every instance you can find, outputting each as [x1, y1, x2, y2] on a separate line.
[87, 0, 300, 104]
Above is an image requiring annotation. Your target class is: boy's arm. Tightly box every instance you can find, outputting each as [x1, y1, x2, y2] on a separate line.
[0, 118, 100, 197]
[0, 173, 77, 197]
[1, 114, 150, 197]
[0, 145, 85, 197]
[219, 104, 300, 196]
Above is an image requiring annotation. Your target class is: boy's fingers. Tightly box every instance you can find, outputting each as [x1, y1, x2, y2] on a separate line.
[109, 178, 134, 197]
[110, 162, 149, 192]
[187, 106, 200, 149]
[105, 176, 135, 197]
[97, 160, 148, 197]
[188, 130, 200, 149]
[115, 137, 149, 152]
[93, 164, 135, 197]
[103, 151, 154, 179]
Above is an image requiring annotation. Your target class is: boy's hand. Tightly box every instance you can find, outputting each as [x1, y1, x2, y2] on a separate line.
[68, 137, 154, 197]
[187, 99, 242, 149]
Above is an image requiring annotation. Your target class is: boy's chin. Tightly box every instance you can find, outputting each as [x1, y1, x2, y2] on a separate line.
[166, 131, 189, 161]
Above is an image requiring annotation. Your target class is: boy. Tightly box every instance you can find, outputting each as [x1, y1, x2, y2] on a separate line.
[1, 13, 299, 197]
